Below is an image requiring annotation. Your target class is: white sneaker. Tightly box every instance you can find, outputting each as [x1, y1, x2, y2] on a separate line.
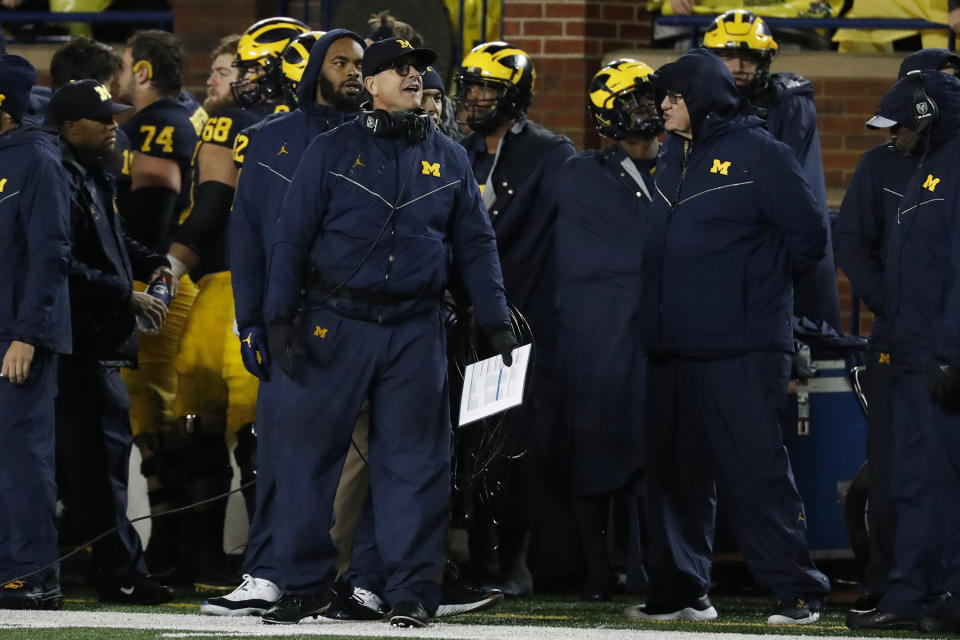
[200, 574, 281, 616]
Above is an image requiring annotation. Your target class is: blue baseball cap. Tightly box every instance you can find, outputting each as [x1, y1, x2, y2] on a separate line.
[0, 54, 37, 121]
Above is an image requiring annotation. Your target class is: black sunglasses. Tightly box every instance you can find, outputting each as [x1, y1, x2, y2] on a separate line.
[382, 59, 426, 77]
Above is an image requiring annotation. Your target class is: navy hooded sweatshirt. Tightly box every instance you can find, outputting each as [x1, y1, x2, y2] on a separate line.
[879, 72, 960, 368]
[640, 49, 826, 355]
[230, 29, 365, 330]
[836, 49, 960, 349]
[0, 126, 72, 355]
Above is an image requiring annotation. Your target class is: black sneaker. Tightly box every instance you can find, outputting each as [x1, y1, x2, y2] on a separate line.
[390, 600, 429, 628]
[435, 584, 503, 617]
[261, 591, 332, 625]
[624, 594, 718, 621]
[98, 573, 174, 605]
[768, 597, 821, 624]
[0, 579, 63, 610]
[846, 608, 919, 631]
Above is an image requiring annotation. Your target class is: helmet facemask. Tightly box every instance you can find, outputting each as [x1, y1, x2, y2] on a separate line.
[453, 76, 522, 135]
[230, 56, 292, 108]
[713, 48, 774, 96]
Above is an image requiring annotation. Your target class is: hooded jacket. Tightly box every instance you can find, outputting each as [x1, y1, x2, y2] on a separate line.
[878, 72, 960, 368]
[0, 126, 72, 354]
[752, 71, 840, 330]
[835, 49, 960, 350]
[230, 29, 365, 330]
[641, 49, 826, 355]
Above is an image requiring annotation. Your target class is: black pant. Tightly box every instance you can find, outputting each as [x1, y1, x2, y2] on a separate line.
[863, 349, 896, 597]
[56, 358, 146, 581]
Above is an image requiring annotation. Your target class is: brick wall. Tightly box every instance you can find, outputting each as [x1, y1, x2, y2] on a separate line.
[165, 3, 893, 334]
[814, 78, 893, 193]
[173, 0, 260, 90]
[502, 0, 654, 148]
[810, 77, 893, 336]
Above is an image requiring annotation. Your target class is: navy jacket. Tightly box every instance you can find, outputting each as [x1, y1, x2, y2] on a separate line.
[267, 118, 509, 328]
[641, 49, 826, 354]
[0, 126, 72, 354]
[60, 141, 168, 365]
[882, 73, 960, 368]
[461, 120, 575, 335]
[230, 29, 364, 330]
[834, 143, 914, 348]
[752, 71, 840, 330]
[554, 145, 653, 494]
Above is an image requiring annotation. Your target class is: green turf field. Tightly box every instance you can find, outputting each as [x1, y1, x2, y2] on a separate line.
[0, 590, 947, 640]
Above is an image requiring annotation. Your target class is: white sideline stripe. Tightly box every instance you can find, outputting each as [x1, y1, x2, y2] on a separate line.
[0, 610, 879, 640]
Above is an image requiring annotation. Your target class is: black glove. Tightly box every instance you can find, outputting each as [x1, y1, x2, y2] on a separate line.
[928, 363, 960, 413]
[484, 323, 519, 367]
[267, 319, 307, 380]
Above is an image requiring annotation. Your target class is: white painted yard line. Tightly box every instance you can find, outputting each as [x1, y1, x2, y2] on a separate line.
[0, 610, 881, 640]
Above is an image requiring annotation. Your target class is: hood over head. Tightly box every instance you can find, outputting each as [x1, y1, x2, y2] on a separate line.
[653, 48, 742, 136]
[899, 48, 960, 79]
[296, 28, 366, 109]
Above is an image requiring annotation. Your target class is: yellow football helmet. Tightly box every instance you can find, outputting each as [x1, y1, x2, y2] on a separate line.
[588, 59, 663, 140]
[281, 30, 325, 88]
[703, 10, 778, 68]
[454, 41, 535, 133]
[236, 17, 310, 68]
[232, 17, 309, 109]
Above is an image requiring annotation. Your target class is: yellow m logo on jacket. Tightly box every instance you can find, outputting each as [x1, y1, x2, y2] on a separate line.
[710, 159, 731, 175]
[421, 161, 441, 177]
[923, 174, 941, 192]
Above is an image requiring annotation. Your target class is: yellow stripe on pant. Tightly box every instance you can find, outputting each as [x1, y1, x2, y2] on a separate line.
[173, 271, 258, 434]
[125, 274, 199, 437]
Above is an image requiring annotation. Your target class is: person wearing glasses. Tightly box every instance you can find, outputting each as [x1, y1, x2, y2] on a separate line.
[259, 37, 516, 627]
[631, 48, 830, 625]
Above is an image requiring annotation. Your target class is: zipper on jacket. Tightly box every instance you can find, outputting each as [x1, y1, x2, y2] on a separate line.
[657, 138, 690, 345]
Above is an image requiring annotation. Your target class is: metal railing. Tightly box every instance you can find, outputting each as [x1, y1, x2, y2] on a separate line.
[274, 0, 504, 68]
[0, 10, 173, 29]
[658, 15, 956, 51]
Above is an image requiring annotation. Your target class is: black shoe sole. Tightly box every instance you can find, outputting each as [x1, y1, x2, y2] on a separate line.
[390, 614, 428, 628]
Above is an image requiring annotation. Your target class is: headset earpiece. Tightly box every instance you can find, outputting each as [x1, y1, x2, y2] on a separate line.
[362, 108, 431, 143]
[906, 69, 938, 135]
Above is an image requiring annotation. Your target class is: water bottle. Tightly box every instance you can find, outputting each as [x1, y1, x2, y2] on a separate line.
[137, 274, 172, 334]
